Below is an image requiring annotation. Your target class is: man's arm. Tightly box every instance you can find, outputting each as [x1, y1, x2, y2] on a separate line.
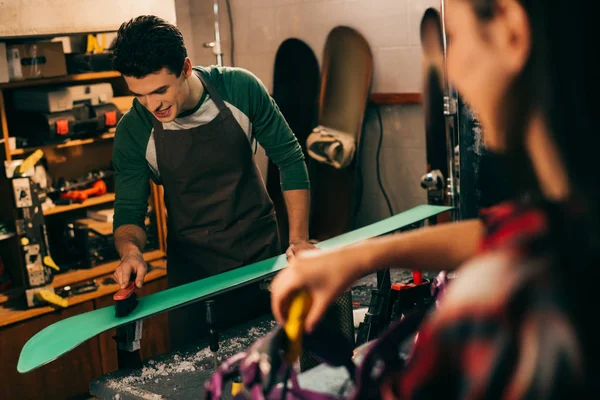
[358, 219, 484, 274]
[114, 225, 148, 289]
[112, 118, 152, 288]
[115, 224, 146, 256]
[270, 218, 484, 329]
[235, 68, 314, 256]
[283, 189, 313, 256]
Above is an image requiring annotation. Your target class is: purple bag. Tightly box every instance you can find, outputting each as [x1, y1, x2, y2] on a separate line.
[204, 326, 346, 400]
[204, 273, 449, 400]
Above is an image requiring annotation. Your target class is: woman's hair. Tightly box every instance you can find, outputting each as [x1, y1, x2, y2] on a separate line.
[469, 0, 599, 211]
[468, 0, 599, 388]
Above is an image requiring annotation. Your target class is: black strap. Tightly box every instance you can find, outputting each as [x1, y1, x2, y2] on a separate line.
[195, 70, 230, 114]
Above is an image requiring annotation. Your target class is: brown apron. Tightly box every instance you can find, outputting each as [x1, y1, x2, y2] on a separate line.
[152, 71, 280, 350]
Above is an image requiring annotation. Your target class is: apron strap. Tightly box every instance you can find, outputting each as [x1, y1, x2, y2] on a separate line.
[150, 69, 237, 147]
[196, 70, 231, 116]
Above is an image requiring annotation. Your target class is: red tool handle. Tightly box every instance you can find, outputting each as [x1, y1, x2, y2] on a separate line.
[60, 180, 107, 203]
[113, 282, 135, 301]
[412, 270, 423, 285]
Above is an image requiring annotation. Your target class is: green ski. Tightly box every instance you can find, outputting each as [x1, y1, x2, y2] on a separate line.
[18, 204, 451, 374]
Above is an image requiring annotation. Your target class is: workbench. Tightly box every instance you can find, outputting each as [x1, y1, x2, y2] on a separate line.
[88, 269, 426, 399]
[90, 314, 358, 399]
[0, 258, 170, 400]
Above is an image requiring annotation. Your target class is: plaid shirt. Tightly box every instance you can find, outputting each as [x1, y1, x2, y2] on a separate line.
[391, 202, 585, 399]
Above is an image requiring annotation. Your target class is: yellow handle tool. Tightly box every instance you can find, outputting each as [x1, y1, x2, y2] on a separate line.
[35, 290, 68, 308]
[15, 149, 44, 177]
[43, 256, 60, 272]
[283, 290, 313, 364]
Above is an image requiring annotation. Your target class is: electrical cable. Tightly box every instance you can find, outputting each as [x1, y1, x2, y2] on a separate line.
[375, 105, 394, 217]
[350, 119, 366, 227]
[225, 0, 235, 66]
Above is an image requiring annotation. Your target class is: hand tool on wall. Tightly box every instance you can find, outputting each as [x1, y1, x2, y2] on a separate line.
[60, 179, 107, 203]
[49, 169, 113, 196]
[56, 280, 99, 297]
[6, 149, 67, 308]
[13, 149, 44, 177]
[34, 290, 68, 307]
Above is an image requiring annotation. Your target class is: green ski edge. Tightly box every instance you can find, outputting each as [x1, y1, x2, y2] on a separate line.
[17, 204, 452, 373]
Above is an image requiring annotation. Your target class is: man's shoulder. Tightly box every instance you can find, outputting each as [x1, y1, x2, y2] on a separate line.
[113, 99, 154, 159]
[194, 65, 268, 119]
[195, 65, 266, 103]
[195, 65, 262, 87]
[115, 99, 154, 143]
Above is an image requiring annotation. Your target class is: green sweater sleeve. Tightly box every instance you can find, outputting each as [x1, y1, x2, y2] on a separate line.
[226, 68, 310, 191]
[112, 108, 152, 231]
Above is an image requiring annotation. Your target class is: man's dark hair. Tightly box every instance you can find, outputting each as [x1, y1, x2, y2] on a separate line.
[112, 15, 187, 78]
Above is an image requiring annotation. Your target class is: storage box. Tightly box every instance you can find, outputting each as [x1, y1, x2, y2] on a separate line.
[13, 83, 114, 113]
[0, 43, 9, 83]
[13, 87, 72, 113]
[6, 41, 67, 81]
[86, 208, 114, 223]
[68, 83, 114, 106]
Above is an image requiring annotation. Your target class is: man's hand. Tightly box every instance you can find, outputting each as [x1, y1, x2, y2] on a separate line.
[286, 240, 317, 260]
[114, 251, 147, 289]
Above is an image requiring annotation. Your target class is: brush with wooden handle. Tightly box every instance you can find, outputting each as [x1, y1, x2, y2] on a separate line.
[113, 279, 138, 318]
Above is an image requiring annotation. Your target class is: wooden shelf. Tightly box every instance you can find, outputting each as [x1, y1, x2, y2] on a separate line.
[0, 232, 16, 241]
[0, 249, 165, 308]
[52, 249, 165, 288]
[0, 259, 167, 328]
[370, 93, 422, 105]
[0, 286, 23, 305]
[11, 129, 116, 156]
[0, 71, 122, 90]
[43, 192, 115, 216]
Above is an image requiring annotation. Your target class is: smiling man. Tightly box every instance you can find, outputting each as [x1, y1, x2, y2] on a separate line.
[110, 15, 314, 348]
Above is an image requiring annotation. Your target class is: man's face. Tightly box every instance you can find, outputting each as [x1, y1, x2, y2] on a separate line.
[124, 61, 192, 123]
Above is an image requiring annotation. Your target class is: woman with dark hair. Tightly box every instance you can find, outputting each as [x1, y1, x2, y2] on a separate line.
[271, 0, 599, 396]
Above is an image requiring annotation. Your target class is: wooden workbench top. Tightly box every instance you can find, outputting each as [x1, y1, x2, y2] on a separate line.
[0, 259, 167, 329]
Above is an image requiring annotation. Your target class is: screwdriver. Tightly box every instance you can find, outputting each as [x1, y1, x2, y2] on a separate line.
[206, 300, 219, 370]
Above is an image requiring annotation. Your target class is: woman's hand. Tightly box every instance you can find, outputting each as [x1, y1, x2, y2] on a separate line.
[270, 247, 367, 333]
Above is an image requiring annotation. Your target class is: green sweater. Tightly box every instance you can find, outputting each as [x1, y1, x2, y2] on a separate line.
[112, 65, 309, 231]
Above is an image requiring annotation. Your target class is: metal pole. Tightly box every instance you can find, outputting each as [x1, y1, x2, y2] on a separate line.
[213, 0, 223, 66]
[439, 0, 461, 220]
[203, 0, 224, 66]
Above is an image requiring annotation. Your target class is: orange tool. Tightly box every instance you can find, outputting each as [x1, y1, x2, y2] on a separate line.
[60, 180, 107, 203]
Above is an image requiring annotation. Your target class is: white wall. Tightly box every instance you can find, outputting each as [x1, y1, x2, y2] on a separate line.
[182, 0, 442, 226]
[186, 0, 439, 93]
[175, 0, 198, 67]
[0, 0, 177, 38]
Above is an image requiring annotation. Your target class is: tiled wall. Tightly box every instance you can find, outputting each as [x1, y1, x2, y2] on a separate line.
[0, 0, 177, 37]
[176, 0, 442, 226]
